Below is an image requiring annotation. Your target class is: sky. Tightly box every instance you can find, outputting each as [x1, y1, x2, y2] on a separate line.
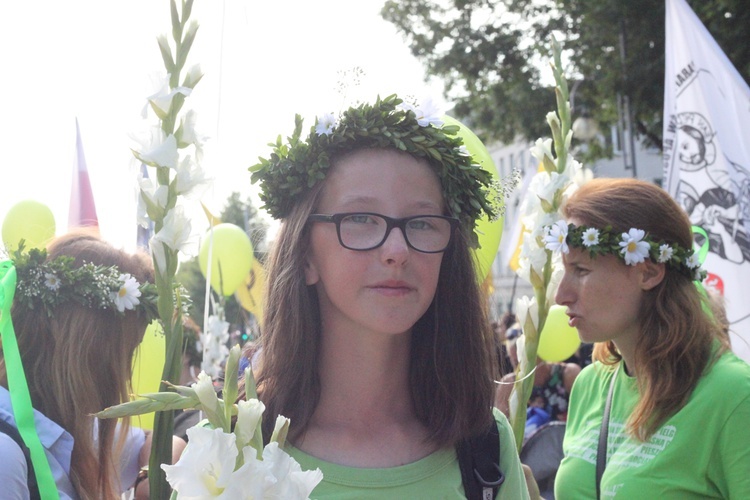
[0, 0, 445, 252]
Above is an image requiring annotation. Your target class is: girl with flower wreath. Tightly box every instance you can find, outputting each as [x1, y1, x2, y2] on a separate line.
[550, 178, 750, 499]
[0, 232, 177, 499]
[245, 95, 530, 499]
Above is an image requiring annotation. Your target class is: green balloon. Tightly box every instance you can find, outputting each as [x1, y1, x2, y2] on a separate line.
[199, 223, 254, 296]
[442, 115, 504, 282]
[538, 305, 581, 362]
[2, 200, 56, 251]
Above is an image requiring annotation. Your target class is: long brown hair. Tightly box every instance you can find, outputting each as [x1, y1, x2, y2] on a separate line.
[562, 178, 728, 440]
[252, 149, 497, 447]
[1, 232, 154, 498]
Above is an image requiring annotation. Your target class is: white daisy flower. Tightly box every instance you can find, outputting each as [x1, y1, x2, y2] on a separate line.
[457, 145, 471, 157]
[543, 220, 569, 253]
[619, 228, 650, 265]
[44, 273, 61, 291]
[685, 253, 700, 269]
[658, 244, 674, 263]
[110, 273, 142, 312]
[581, 228, 600, 247]
[315, 113, 337, 136]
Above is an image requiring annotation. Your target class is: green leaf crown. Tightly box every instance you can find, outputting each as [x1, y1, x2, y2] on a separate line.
[550, 222, 707, 282]
[249, 94, 504, 244]
[9, 246, 160, 321]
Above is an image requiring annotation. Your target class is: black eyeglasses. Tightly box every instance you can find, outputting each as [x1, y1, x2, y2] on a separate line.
[308, 212, 459, 253]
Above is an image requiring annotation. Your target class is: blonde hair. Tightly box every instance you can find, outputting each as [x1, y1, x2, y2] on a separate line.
[563, 178, 728, 440]
[1, 232, 154, 499]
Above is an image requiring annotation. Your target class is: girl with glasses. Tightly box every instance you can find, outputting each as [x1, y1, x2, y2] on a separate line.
[245, 95, 530, 499]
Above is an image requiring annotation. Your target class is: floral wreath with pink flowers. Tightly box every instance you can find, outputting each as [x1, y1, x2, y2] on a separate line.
[543, 220, 707, 282]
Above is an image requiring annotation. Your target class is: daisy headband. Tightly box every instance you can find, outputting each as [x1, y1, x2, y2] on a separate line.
[249, 94, 506, 245]
[8, 245, 160, 320]
[543, 221, 707, 282]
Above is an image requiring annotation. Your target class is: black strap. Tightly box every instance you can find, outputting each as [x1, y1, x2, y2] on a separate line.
[0, 419, 42, 500]
[596, 366, 619, 500]
[457, 419, 504, 500]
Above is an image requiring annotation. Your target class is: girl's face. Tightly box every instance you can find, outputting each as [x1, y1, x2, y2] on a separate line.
[305, 149, 446, 337]
[554, 246, 645, 352]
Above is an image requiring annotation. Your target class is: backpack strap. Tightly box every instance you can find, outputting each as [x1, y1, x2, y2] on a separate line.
[0, 419, 42, 500]
[457, 419, 505, 500]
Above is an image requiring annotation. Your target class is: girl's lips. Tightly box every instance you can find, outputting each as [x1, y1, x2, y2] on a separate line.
[369, 280, 413, 296]
[567, 314, 579, 328]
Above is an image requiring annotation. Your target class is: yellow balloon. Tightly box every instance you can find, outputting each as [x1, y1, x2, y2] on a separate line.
[130, 321, 165, 430]
[538, 305, 581, 362]
[2, 200, 56, 251]
[441, 115, 504, 281]
[199, 223, 254, 296]
[236, 263, 266, 323]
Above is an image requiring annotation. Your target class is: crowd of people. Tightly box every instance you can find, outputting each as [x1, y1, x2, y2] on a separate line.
[1, 95, 749, 499]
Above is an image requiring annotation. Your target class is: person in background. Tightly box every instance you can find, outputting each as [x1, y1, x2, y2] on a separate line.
[244, 95, 530, 499]
[494, 323, 581, 439]
[0, 232, 156, 498]
[550, 178, 750, 499]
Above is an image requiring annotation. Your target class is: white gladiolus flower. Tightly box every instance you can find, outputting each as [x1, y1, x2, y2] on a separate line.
[530, 138, 554, 164]
[516, 295, 539, 333]
[175, 154, 211, 197]
[161, 426, 238, 498]
[138, 134, 179, 169]
[235, 399, 265, 450]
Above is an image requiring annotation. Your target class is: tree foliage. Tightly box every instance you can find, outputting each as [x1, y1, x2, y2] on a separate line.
[382, 0, 750, 152]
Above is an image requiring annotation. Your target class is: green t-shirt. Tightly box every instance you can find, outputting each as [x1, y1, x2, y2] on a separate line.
[287, 408, 530, 499]
[555, 350, 750, 499]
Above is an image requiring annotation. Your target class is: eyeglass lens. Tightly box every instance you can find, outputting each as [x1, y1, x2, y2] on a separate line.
[338, 213, 453, 253]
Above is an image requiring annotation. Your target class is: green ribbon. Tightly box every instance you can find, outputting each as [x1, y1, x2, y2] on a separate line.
[691, 225, 710, 266]
[0, 260, 59, 499]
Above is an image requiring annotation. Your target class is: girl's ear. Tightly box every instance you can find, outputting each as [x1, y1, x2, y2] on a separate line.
[304, 255, 320, 286]
[639, 260, 666, 291]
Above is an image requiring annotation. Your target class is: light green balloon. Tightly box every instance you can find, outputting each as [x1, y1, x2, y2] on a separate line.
[538, 305, 581, 362]
[442, 115, 504, 282]
[199, 223, 254, 296]
[2, 200, 56, 251]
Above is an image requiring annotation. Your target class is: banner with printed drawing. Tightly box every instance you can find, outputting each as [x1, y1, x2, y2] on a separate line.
[662, 0, 750, 361]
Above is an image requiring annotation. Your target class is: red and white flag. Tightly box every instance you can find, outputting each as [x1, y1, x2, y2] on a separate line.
[68, 118, 100, 232]
[663, 0, 750, 361]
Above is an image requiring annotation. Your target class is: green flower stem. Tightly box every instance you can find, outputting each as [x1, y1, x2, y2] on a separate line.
[509, 36, 573, 452]
[147, 1, 196, 498]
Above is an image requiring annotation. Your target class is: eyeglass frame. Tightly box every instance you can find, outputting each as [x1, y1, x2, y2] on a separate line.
[307, 212, 460, 254]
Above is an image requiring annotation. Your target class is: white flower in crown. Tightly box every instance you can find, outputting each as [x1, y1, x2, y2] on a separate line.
[457, 145, 471, 157]
[400, 98, 443, 127]
[544, 220, 569, 254]
[315, 113, 337, 136]
[658, 244, 674, 263]
[110, 274, 142, 313]
[619, 229, 650, 265]
[44, 272, 61, 291]
[685, 252, 700, 269]
[581, 227, 600, 247]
